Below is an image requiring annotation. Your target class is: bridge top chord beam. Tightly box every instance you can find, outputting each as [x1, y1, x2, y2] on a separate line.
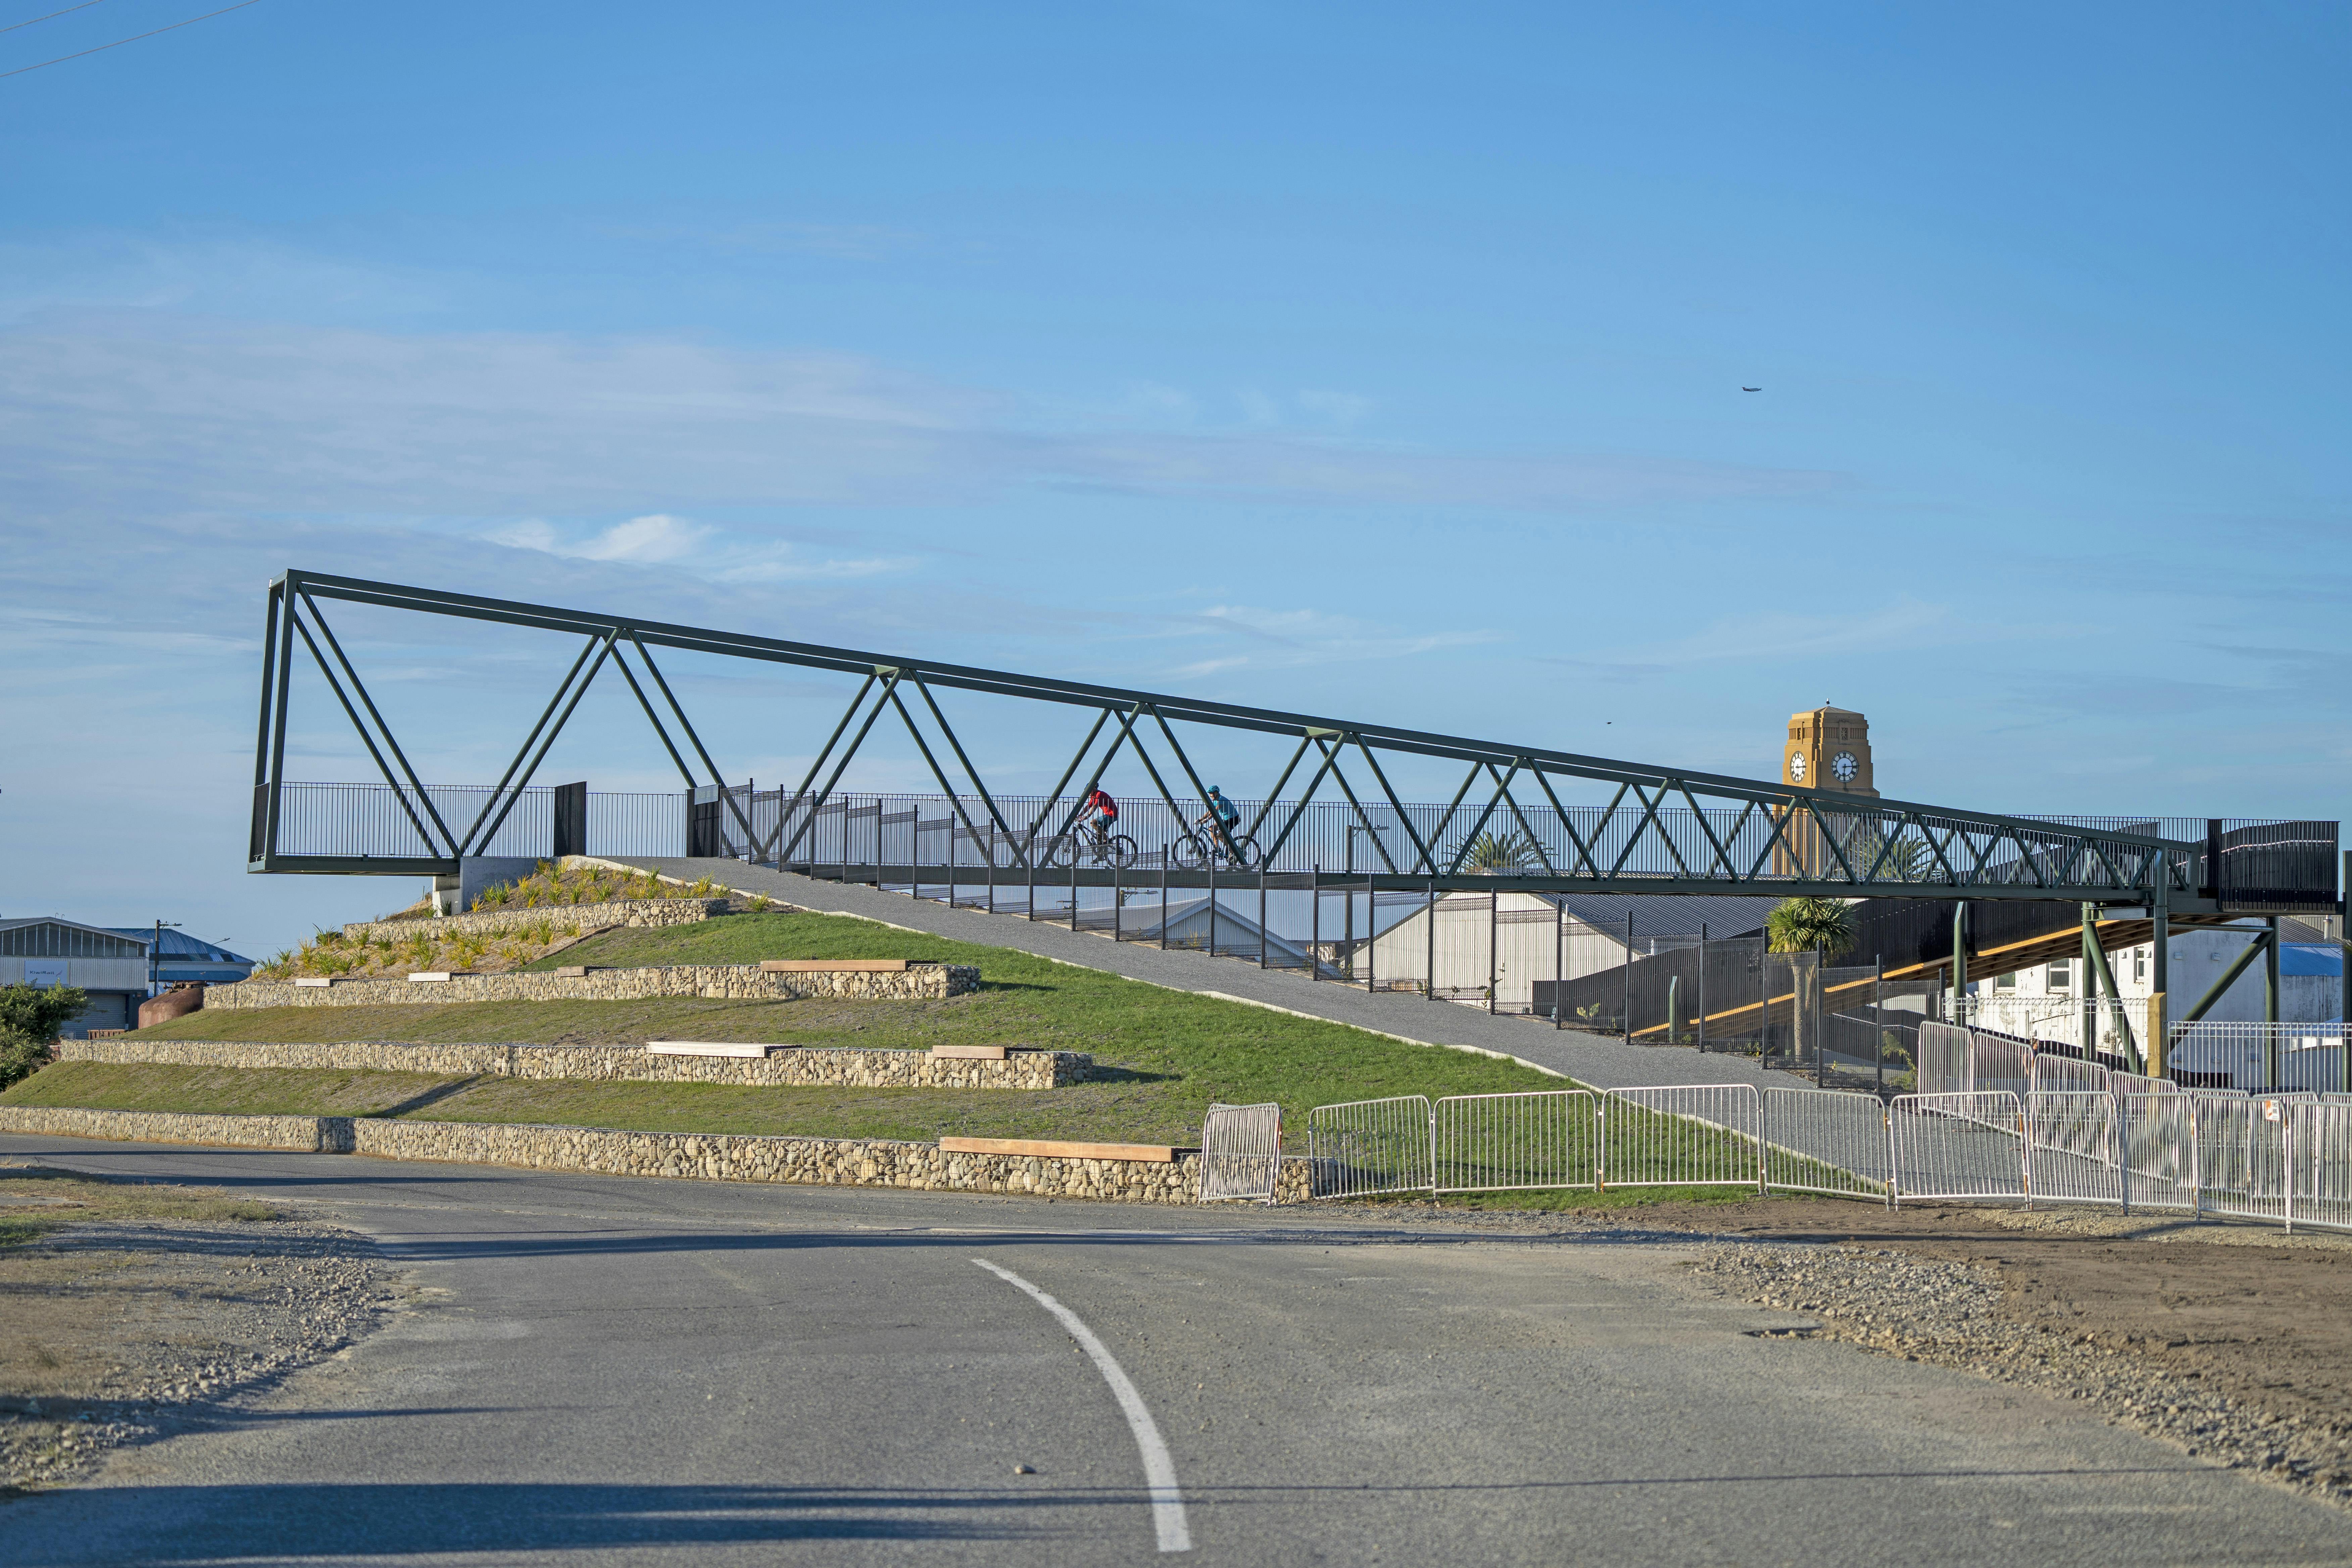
[272, 570, 2172, 846]
[247, 570, 2340, 912]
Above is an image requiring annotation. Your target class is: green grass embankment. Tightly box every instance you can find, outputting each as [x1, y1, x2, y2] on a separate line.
[28, 911, 1567, 1146]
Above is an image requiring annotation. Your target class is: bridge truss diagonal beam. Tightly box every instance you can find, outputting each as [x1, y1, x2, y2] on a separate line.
[243, 568, 2263, 907]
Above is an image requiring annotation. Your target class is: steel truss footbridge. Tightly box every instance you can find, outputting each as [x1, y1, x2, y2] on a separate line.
[248, 571, 2337, 920]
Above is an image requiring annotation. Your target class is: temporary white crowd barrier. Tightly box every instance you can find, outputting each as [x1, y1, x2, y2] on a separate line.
[1199, 1101, 1283, 1202]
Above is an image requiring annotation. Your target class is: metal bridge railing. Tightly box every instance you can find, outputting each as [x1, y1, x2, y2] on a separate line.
[255, 779, 2305, 906]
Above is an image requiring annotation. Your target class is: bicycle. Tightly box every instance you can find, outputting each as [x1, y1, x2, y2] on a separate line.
[1046, 819, 1138, 871]
[1168, 824, 1260, 870]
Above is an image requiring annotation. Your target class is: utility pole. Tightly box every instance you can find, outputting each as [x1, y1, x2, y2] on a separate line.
[149, 920, 181, 996]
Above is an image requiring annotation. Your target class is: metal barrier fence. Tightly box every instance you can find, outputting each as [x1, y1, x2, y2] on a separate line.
[1600, 1085, 1762, 1191]
[1433, 1090, 1598, 1194]
[2290, 1101, 2352, 1232]
[1291, 1081, 2352, 1233]
[1916, 1021, 1971, 1095]
[2031, 1053, 2112, 1096]
[1890, 1092, 2028, 1204]
[2026, 1091, 2122, 1207]
[2197, 1096, 2290, 1225]
[2120, 1092, 2199, 1211]
[1760, 1087, 1891, 1199]
[1198, 1102, 1283, 1202]
[1305, 1096, 1432, 1199]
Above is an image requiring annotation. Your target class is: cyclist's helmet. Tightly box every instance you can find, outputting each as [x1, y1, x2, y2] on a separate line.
[1207, 785, 1222, 797]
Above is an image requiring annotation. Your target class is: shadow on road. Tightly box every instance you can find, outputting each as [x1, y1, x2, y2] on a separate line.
[26, 1482, 1101, 1556]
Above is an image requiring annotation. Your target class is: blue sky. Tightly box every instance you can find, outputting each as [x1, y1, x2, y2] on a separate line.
[4, 1, 2346, 958]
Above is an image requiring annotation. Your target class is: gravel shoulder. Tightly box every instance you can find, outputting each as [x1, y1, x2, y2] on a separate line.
[0, 1162, 394, 1500]
[1643, 1196, 2352, 1508]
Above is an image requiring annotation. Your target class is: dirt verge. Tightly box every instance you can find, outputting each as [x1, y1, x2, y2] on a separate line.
[1645, 1197, 2352, 1506]
[0, 1162, 393, 1499]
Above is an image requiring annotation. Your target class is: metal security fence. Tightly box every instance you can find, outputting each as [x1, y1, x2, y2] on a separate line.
[1916, 1021, 1971, 1095]
[1433, 1091, 1599, 1195]
[1305, 1096, 1433, 1199]
[1891, 1092, 2029, 1204]
[2119, 1092, 2199, 1211]
[1600, 1085, 1763, 1191]
[2032, 1052, 2113, 1096]
[1199, 1102, 1283, 1202]
[2198, 1096, 2290, 1225]
[2290, 1102, 2352, 1232]
[1282, 1080, 2352, 1233]
[1761, 1088, 1891, 1198]
[2026, 1091, 2123, 1207]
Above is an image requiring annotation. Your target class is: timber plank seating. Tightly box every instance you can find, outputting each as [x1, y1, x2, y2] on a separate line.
[940, 1136, 1176, 1164]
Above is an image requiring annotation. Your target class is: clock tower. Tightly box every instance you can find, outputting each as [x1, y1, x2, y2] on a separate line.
[1777, 705, 1879, 878]
[1784, 705, 1877, 799]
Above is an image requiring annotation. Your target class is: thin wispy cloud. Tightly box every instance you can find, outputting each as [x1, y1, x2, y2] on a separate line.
[1163, 604, 1504, 678]
[0, 309, 1844, 517]
[482, 515, 914, 583]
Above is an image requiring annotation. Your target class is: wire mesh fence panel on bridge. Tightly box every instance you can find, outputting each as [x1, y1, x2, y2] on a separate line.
[1599, 1086, 1762, 1191]
[1432, 1091, 1599, 1195]
[1891, 1092, 2026, 1204]
[268, 782, 562, 861]
[1199, 1102, 1283, 1203]
[2026, 1091, 2122, 1208]
[1760, 1088, 1891, 1199]
[1306, 1096, 1433, 1199]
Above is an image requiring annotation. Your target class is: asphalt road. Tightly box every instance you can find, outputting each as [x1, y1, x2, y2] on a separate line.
[6, 1133, 2350, 1567]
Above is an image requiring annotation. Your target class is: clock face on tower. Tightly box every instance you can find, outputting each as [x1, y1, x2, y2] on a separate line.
[1787, 752, 1807, 783]
[1831, 751, 1859, 783]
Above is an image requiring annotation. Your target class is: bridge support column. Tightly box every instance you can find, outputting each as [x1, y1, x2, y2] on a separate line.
[1950, 901, 1967, 1024]
[2084, 902, 2136, 1073]
[2151, 880, 2170, 1079]
[2266, 914, 2282, 1087]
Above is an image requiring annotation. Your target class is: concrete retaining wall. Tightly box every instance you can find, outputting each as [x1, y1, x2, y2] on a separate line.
[207, 962, 979, 1010]
[339, 898, 728, 944]
[0, 1106, 1318, 1204]
[53, 1036, 1088, 1090]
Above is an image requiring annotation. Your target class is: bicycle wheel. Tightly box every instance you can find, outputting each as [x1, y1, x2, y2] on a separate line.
[1225, 833, 1261, 870]
[1106, 833, 1138, 870]
[1041, 832, 1076, 870]
[1168, 832, 1205, 869]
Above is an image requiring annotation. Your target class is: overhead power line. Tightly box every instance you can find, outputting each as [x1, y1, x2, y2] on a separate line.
[0, 0, 259, 79]
[2, 0, 112, 36]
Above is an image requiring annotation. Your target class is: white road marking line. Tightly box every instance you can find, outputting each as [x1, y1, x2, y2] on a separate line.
[971, 1258, 1191, 1553]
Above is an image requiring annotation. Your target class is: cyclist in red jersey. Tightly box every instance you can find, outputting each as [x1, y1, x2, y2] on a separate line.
[1084, 787, 1118, 839]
